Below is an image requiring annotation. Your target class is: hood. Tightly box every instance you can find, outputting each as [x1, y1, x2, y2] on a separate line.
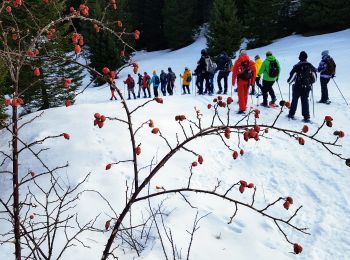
[237, 55, 250, 63]
[322, 54, 330, 61]
[266, 55, 276, 62]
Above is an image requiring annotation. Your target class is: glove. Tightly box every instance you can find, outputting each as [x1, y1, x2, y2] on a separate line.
[287, 78, 291, 83]
[331, 74, 335, 78]
[276, 78, 279, 82]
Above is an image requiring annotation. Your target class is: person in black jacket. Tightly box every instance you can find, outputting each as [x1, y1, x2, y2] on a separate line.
[166, 67, 176, 95]
[287, 51, 317, 123]
[197, 49, 210, 95]
[216, 51, 231, 94]
[160, 70, 167, 96]
[137, 73, 143, 98]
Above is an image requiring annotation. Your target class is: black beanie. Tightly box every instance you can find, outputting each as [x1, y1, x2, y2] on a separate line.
[299, 51, 308, 61]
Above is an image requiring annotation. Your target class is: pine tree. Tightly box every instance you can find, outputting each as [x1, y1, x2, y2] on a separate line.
[299, 0, 350, 32]
[206, 0, 242, 57]
[82, 0, 133, 86]
[162, 0, 197, 49]
[0, 0, 82, 112]
[244, 0, 284, 48]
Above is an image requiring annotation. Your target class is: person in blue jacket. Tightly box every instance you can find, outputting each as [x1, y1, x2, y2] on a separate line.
[150, 70, 160, 97]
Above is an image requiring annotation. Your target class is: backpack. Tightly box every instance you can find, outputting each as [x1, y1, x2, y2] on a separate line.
[238, 61, 253, 80]
[206, 57, 217, 74]
[325, 58, 336, 75]
[268, 60, 279, 78]
[130, 78, 135, 88]
[146, 75, 151, 85]
[170, 72, 176, 81]
[296, 62, 316, 87]
[154, 76, 160, 85]
[186, 75, 192, 82]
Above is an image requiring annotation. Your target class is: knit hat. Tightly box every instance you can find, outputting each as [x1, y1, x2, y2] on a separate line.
[254, 55, 260, 60]
[321, 50, 329, 57]
[299, 51, 308, 61]
[240, 50, 247, 56]
[266, 50, 272, 56]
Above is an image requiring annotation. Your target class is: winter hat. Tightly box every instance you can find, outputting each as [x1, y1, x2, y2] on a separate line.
[240, 50, 247, 56]
[299, 51, 308, 61]
[185, 67, 189, 70]
[321, 50, 329, 56]
[254, 55, 260, 60]
[266, 50, 272, 56]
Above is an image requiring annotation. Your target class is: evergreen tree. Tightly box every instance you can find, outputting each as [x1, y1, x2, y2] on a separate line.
[245, 0, 284, 48]
[299, 0, 350, 33]
[0, 0, 82, 112]
[82, 0, 133, 86]
[207, 0, 242, 57]
[162, 0, 197, 49]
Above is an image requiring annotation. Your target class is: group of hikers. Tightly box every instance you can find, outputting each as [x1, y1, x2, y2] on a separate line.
[118, 67, 182, 100]
[113, 48, 337, 123]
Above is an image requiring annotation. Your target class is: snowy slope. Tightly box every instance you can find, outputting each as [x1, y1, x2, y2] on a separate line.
[1, 30, 350, 260]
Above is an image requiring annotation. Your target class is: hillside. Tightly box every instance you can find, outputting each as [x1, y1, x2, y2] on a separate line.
[1, 30, 350, 260]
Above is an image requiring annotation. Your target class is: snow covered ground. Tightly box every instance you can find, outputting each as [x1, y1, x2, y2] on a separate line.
[1, 29, 350, 260]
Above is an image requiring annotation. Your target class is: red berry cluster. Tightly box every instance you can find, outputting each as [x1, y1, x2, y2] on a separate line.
[27, 49, 40, 58]
[175, 115, 186, 121]
[79, 4, 89, 16]
[5, 98, 24, 107]
[47, 28, 56, 40]
[63, 133, 70, 140]
[135, 145, 141, 156]
[133, 63, 139, 74]
[94, 113, 107, 128]
[325, 115, 333, 127]
[243, 128, 260, 142]
[224, 127, 230, 139]
[239, 180, 254, 193]
[111, 0, 117, 10]
[283, 196, 294, 210]
[154, 97, 163, 104]
[253, 109, 260, 119]
[134, 30, 140, 40]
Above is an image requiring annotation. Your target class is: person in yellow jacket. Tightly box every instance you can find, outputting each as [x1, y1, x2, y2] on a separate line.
[250, 55, 263, 95]
[180, 67, 192, 94]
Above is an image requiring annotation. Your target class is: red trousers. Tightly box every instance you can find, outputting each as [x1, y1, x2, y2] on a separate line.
[237, 80, 249, 111]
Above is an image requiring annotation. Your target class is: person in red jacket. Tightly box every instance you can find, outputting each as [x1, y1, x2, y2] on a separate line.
[142, 72, 151, 98]
[231, 50, 257, 114]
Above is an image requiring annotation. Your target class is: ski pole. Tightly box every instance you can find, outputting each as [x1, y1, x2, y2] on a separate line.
[311, 85, 315, 118]
[276, 80, 283, 100]
[332, 78, 349, 105]
[288, 83, 291, 102]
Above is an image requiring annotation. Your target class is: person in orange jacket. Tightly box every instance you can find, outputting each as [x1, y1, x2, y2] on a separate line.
[231, 50, 257, 114]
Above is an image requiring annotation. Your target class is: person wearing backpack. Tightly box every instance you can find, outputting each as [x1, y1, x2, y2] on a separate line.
[257, 51, 281, 107]
[251, 55, 263, 95]
[142, 72, 151, 98]
[150, 70, 160, 97]
[317, 50, 336, 104]
[166, 67, 176, 95]
[232, 50, 257, 114]
[137, 73, 143, 98]
[160, 70, 168, 96]
[216, 51, 232, 95]
[197, 49, 210, 95]
[180, 67, 192, 94]
[124, 74, 136, 100]
[287, 51, 317, 123]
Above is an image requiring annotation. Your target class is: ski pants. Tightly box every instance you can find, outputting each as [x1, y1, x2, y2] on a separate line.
[237, 80, 250, 111]
[261, 80, 277, 104]
[217, 71, 229, 93]
[289, 84, 311, 120]
[143, 87, 151, 98]
[161, 82, 167, 96]
[182, 84, 190, 94]
[320, 77, 330, 102]
[167, 80, 175, 95]
[199, 73, 210, 94]
[128, 88, 136, 99]
[153, 86, 159, 97]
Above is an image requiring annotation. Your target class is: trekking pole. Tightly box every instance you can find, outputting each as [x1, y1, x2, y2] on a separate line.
[276, 80, 283, 100]
[332, 78, 349, 105]
[288, 83, 291, 102]
[311, 85, 315, 118]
